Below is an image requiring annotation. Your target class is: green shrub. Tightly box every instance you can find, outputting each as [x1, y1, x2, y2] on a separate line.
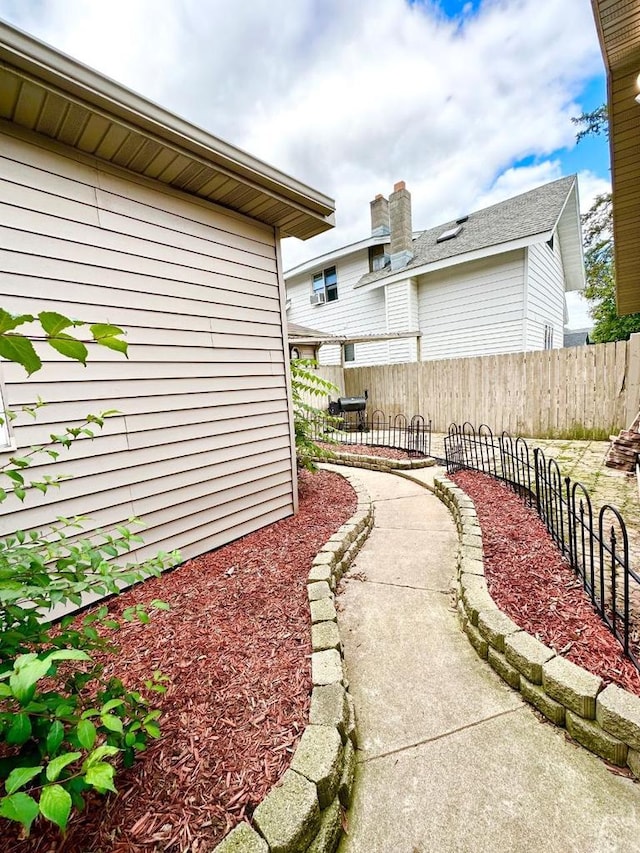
[0, 310, 178, 836]
[290, 358, 339, 472]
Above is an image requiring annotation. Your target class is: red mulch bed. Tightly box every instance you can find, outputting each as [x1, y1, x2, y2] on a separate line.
[4, 469, 356, 853]
[317, 441, 413, 460]
[452, 470, 640, 697]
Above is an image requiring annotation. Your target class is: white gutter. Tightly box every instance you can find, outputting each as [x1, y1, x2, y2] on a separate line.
[0, 20, 334, 218]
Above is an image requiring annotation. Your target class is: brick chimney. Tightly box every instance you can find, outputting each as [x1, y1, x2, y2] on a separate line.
[370, 193, 390, 237]
[389, 181, 413, 270]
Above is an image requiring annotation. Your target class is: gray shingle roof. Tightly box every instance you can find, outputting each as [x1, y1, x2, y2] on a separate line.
[359, 175, 577, 286]
[563, 328, 591, 347]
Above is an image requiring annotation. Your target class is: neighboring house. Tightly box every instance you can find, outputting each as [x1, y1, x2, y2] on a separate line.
[285, 177, 585, 366]
[563, 329, 592, 347]
[591, 1, 640, 316]
[0, 22, 334, 562]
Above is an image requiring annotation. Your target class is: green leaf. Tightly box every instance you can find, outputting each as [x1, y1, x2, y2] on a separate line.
[151, 599, 170, 611]
[38, 311, 76, 337]
[46, 752, 82, 782]
[0, 309, 34, 334]
[144, 722, 161, 739]
[76, 718, 96, 750]
[0, 333, 41, 375]
[100, 714, 123, 735]
[46, 333, 88, 365]
[95, 336, 128, 356]
[6, 713, 32, 746]
[9, 649, 88, 705]
[101, 699, 124, 714]
[0, 792, 39, 833]
[46, 720, 65, 755]
[90, 323, 125, 340]
[84, 762, 117, 794]
[45, 649, 92, 664]
[90, 324, 128, 357]
[83, 744, 120, 770]
[39, 783, 72, 831]
[5, 765, 43, 795]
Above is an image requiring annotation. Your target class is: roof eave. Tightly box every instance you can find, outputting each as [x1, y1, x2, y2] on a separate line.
[554, 179, 586, 293]
[591, 1, 640, 314]
[284, 234, 389, 279]
[0, 20, 335, 239]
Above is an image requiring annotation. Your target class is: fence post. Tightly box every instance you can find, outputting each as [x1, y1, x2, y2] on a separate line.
[533, 448, 542, 517]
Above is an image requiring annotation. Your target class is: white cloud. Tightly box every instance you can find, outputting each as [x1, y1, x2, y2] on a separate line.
[576, 170, 611, 215]
[0, 0, 605, 297]
[565, 291, 592, 330]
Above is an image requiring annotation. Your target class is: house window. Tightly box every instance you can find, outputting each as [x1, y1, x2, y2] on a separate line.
[544, 324, 554, 350]
[312, 266, 338, 302]
[343, 343, 355, 363]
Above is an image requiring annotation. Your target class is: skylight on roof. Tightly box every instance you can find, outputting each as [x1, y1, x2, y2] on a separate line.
[436, 224, 463, 243]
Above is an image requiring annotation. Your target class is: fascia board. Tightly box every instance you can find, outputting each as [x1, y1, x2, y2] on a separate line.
[0, 20, 334, 218]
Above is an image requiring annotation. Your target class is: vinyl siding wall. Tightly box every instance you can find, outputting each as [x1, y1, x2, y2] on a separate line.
[286, 250, 388, 366]
[524, 238, 565, 349]
[418, 250, 526, 360]
[385, 279, 418, 363]
[0, 123, 295, 562]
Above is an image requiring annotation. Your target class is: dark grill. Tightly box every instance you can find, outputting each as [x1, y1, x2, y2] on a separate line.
[337, 396, 367, 412]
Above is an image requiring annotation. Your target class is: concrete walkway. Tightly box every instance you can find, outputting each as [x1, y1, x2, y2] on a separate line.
[325, 465, 640, 853]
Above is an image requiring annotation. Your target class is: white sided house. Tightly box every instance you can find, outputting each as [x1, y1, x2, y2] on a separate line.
[285, 177, 585, 366]
[0, 23, 334, 561]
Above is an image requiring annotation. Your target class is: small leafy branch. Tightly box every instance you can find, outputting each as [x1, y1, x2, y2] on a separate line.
[290, 358, 339, 472]
[2, 409, 119, 503]
[0, 309, 128, 377]
[0, 308, 178, 837]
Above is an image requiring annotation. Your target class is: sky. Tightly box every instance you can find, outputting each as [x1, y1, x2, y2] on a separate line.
[0, 0, 611, 328]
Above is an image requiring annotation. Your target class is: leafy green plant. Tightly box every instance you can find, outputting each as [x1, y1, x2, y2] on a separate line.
[0, 308, 127, 376]
[290, 358, 339, 472]
[0, 309, 178, 836]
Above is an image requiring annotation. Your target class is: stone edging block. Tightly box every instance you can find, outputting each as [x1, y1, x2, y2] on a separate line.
[213, 467, 372, 852]
[432, 473, 640, 784]
[313, 449, 436, 471]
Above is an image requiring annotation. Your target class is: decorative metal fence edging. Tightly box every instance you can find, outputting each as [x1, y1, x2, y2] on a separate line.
[444, 422, 640, 672]
[312, 410, 432, 459]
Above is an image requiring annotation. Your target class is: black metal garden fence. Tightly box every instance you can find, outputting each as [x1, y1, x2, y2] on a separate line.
[444, 422, 640, 671]
[312, 409, 432, 458]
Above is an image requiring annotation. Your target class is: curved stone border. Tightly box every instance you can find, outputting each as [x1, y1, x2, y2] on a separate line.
[314, 449, 435, 471]
[433, 473, 640, 779]
[214, 470, 373, 853]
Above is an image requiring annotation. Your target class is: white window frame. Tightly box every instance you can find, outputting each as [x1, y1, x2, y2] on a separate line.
[311, 266, 338, 302]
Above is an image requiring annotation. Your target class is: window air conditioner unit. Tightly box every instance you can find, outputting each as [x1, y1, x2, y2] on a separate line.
[310, 291, 326, 305]
[372, 253, 391, 271]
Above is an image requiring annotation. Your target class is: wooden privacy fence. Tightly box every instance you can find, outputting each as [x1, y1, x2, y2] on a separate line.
[316, 335, 640, 439]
